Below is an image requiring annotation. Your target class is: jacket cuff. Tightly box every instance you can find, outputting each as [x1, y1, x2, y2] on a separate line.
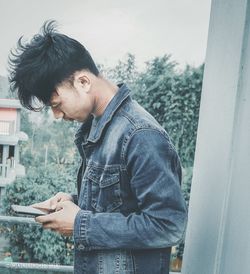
[74, 210, 92, 251]
[71, 194, 78, 204]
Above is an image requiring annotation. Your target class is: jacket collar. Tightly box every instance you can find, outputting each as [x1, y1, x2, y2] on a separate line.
[74, 83, 130, 146]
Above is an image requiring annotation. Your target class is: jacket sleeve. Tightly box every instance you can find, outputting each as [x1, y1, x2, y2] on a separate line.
[71, 194, 78, 205]
[73, 128, 188, 251]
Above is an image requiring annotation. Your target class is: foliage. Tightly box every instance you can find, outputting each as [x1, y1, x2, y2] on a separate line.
[1, 90, 80, 264]
[20, 109, 79, 168]
[104, 53, 138, 91]
[133, 55, 204, 167]
[2, 164, 77, 264]
[175, 166, 193, 259]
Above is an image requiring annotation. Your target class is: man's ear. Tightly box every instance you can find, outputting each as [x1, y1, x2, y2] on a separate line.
[76, 73, 91, 93]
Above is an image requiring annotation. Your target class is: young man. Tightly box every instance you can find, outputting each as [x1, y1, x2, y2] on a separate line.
[9, 21, 187, 274]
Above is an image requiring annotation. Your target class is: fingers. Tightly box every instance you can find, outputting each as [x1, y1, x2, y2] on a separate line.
[31, 192, 72, 212]
[50, 192, 69, 210]
[34, 202, 74, 237]
[35, 202, 67, 223]
[31, 202, 40, 208]
[50, 196, 61, 210]
[35, 211, 69, 235]
[31, 200, 50, 210]
[32, 195, 60, 211]
[35, 211, 59, 224]
[55, 200, 73, 211]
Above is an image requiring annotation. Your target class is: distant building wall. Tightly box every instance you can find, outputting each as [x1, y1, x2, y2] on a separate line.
[0, 108, 17, 135]
[0, 100, 26, 198]
[0, 108, 17, 121]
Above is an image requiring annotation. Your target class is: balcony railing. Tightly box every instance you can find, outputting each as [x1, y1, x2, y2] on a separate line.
[0, 262, 73, 273]
[0, 216, 179, 274]
[0, 121, 15, 135]
[0, 164, 9, 178]
[0, 216, 73, 273]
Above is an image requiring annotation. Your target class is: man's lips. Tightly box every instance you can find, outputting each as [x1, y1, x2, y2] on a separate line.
[63, 117, 73, 121]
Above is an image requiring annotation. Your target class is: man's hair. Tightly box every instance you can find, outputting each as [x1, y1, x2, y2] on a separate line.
[8, 20, 99, 111]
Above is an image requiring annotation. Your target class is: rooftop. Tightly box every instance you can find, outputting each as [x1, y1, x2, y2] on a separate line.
[0, 99, 21, 109]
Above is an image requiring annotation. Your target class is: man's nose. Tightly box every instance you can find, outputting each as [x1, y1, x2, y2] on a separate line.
[51, 108, 64, 119]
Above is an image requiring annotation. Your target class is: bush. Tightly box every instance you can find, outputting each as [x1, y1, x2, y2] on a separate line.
[134, 56, 204, 167]
[1, 164, 77, 264]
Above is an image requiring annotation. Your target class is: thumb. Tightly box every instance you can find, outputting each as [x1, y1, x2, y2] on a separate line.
[55, 201, 65, 212]
[50, 198, 60, 210]
[50, 194, 63, 210]
[31, 202, 39, 208]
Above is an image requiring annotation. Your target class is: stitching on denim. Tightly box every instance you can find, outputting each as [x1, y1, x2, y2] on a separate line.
[119, 108, 138, 127]
[98, 251, 104, 274]
[131, 252, 137, 274]
[121, 127, 177, 170]
[115, 253, 121, 274]
[87, 160, 121, 169]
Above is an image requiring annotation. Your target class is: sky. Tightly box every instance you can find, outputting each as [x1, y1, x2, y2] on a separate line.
[0, 0, 212, 77]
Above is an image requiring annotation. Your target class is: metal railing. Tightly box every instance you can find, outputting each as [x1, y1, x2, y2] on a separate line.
[0, 164, 9, 178]
[0, 215, 73, 273]
[0, 216, 180, 274]
[0, 215, 38, 225]
[0, 121, 15, 135]
[0, 262, 73, 273]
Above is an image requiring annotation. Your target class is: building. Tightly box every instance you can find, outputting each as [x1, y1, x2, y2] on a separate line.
[0, 99, 28, 200]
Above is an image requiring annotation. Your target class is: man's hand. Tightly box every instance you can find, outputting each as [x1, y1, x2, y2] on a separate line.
[35, 201, 81, 236]
[31, 192, 73, 212]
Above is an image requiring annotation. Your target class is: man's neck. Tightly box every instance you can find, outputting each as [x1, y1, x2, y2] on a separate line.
[92, 78, 118, 117]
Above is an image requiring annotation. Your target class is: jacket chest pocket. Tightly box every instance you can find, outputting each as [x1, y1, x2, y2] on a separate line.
[86, 166, 122, 212]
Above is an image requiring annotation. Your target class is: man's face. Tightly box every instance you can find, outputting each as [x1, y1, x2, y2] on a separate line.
[49, 80, 93, 122]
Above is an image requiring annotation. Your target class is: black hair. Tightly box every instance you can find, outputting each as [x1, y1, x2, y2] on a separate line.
[8, 20, 99, 111]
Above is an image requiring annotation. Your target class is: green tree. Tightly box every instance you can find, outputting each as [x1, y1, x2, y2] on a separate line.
[2, 164, 77, 264]
[134, 56, 204, 168]
[105, 53, 138, 90]
[20, 110, 79, 168]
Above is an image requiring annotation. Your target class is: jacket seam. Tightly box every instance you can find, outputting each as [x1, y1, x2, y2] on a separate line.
[121, 127, 176, 168]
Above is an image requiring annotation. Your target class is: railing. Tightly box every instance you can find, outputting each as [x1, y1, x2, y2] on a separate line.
[0, 262, 73, 273]
[0, 164, 9, 178]
[0, 216, 73, 273]
[0, 121, 15, 136]
[0, 216, 179, 274]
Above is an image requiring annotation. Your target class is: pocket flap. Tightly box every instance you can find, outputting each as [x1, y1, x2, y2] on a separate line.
[87, 169, 120, 188]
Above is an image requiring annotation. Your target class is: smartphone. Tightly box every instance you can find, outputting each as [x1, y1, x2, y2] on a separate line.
[11, 205, 50, 217]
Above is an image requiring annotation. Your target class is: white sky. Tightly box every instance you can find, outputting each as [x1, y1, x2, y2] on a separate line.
[0, 0, 211, 76]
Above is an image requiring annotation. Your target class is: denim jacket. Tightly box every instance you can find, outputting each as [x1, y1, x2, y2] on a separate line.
[73, 84, 187, 274]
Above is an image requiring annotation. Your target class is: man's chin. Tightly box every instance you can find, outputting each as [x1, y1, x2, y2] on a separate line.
[77, 118, 86, 123]
[77, 115, 91, 123]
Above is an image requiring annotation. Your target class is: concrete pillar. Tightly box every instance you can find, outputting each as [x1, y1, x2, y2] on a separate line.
[16, 109, 21, 133]
[2, 145, 9, 177]
[14, 145, 19, 166]
[182, 0, 250, 273]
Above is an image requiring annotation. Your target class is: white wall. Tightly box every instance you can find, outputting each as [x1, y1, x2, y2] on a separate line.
[182, 0, 250, 273]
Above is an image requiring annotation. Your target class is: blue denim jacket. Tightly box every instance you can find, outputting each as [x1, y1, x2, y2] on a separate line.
[73, 84, 187, 274]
